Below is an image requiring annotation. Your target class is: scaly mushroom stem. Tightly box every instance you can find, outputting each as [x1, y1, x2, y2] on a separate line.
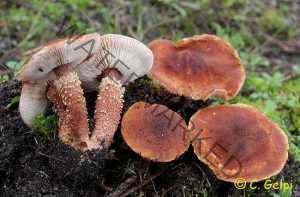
[47, 84, 72, 146]
[47, 71, 89, 150]
[88, 76, 124, 150]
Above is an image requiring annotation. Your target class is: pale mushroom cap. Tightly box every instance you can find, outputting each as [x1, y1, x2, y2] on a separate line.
[16, 33, 101, 81]
[73, 34, 153, 91]
[190, 104, 289, 182]
[17, 33, 102, 127]
[96, 34, 153, 85]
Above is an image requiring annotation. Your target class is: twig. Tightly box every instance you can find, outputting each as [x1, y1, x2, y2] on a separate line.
[107, 176, 137, 197]
[96, 182, 113, 192]
[161, 185, 177, 197]
[56, 13, 69, 35]
[261, 32, 300, 54]
[118, 170, 166, 197]
[0, 64, 10, 75]
[37, 151, 66, 163]
[192, 162, 211, 188]
[283, 72, 300, 81]
[144, 17, 181, 36]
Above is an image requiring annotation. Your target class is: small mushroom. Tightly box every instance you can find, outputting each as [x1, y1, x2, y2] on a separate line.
[17, 33, 153, 151]
[16, 33, 102, 127]
[121, 102, 190, 162]
[189, 104, 289, 182]
[148, 34, 246, 100]
[79, 34, 153, 150]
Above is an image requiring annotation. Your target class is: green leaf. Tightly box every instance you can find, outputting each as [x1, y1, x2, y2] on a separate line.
[0, 75, 9, 83]
[6, 96, 20, 109]
[5, 61, 22, 71]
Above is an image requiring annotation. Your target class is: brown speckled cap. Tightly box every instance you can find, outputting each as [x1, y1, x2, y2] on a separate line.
[189, 104, 289, 182]
[121, 102, 190, 162]
[148, 34, 245, 100]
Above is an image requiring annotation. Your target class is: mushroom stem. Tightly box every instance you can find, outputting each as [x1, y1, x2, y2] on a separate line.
[19, 81, 48, 127]
[47, 70, 90, 150]
[47, 84, 72, 145]
[88, 75, 124, 150]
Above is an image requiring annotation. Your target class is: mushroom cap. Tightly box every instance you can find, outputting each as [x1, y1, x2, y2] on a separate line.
[17, 33, 102, 127]
[16, 33, 101, 81]
[121, 102, 190, 162]
[189, 104, 289, 182]
[94, 34, 153, 85]
[148, 34, 245, 100]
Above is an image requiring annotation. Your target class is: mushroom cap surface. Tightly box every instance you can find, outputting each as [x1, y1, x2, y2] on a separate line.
[17, 33, 102, 127]
[16, 33, 101, 81]
[148, 34, 245, 100]
[94, 34, 153, 85]
[190, 104, 289, 182]
[121, 102, 190, 162]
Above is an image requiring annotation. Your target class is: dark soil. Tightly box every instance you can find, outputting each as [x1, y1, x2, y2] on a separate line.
[0, 78, 299, 197]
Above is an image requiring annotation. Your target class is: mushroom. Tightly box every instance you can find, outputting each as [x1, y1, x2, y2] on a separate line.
[74, 34, 153, 150]
[189, 104, 289, 182]
[16, 33, 102, 127]
[148, 34, 246, 100]
[17, 33, 153, 151]
[76, 34, 154, 91]
[121, 102, 190, 162]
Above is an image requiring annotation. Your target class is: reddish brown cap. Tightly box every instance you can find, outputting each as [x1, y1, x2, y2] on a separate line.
[121, 102, 190, 162]
[189, 104, 289, 182]
[148, 34, 245, 100]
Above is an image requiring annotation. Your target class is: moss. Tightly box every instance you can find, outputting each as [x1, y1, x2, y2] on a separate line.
[32, 114, 58, 136]
[140, 78, 161, 91]
[259, 9, 288, 31]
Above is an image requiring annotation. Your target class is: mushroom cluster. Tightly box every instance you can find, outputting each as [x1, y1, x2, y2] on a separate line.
[17, 33, 153, 151]
[121, 34, 289, 183]
[16, 33, 289, 183]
